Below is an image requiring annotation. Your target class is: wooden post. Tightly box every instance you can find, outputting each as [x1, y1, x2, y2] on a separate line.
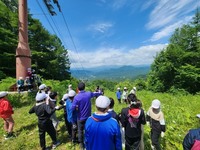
[16, 0, 31, 81]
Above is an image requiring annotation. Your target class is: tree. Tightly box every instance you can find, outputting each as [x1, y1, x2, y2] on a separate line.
[147, 10, 200, 94]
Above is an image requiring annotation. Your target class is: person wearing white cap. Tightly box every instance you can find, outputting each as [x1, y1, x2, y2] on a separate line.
[66, 90, 78, 143]
[146, 99, 166, 150]
[29, 92, 61, 150]
[59, 84, 74, 137]
[122, 87, 128, 104]
[130, 87, 137, 95]
[85, 96, 122, 150]
[116, 87, 122, 103]
[0, 91, 15, 140]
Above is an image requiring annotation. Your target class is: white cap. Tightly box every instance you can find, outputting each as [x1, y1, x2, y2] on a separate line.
[0, 91, 8, 98]
[36, 92, 47, 101]
[95, 96, 110, 108]
[117, 87, 120, 90]
[68, 90, 76, 97]
[39, 84, 46, 90]
[19, 77, 23, 79]
[62, 94, 69, 100]
[151, 99, 161, 109]
[68, 84, 72, 88]
[133, 87, 136, 90]
[124, 87, 127, 90]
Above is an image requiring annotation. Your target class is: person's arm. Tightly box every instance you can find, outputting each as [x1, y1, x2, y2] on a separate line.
[183, 131, 193, 150]
[91, 91, 102, 98]
[115, 124, 122, 150]
[140, 109, 146, 125]
[29, 105, 35, 114]
[72, 97, 78, 111]
[120, 108, 127, 127]
[160, 113, 166, 132]
[44, 104, 56, 115]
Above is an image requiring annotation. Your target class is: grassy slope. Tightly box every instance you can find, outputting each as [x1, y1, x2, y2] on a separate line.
[0, 90, 199, 150]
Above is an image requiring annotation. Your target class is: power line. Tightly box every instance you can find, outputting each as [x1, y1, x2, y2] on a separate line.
[35, 0, 83, 78]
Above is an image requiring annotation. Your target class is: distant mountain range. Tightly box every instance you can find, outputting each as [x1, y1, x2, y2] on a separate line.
[70, 65, 151, 81]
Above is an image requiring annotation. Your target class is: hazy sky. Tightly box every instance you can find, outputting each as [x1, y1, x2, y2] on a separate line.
[28, 0, 199, 69]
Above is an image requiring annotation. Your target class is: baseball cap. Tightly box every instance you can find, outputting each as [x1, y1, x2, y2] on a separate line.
[36, 92, 47, 101]
[95, 96, 110, 108]
[151, 99, 161, 109]
[0, 91, 8, 98]
[68, 90, 76, 97]
[39, 84, 46, 90]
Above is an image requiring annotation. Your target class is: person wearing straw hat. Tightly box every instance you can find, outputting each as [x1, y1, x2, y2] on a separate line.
[0, 91, 15, 140]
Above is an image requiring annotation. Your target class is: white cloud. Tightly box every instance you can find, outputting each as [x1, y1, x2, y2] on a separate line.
[112, 0, 128, 10]
[149, 15, 193, 41]
[146, 0, 197, 29]
[69, 44, 168, 69]
[88, 22, 113, 33]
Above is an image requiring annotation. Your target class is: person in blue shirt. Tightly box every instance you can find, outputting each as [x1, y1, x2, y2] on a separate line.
[85, 96, 122, 150]
[116, 87, 122, 103]
[66, 90, 78, 143]
[72, 82, 102, 150]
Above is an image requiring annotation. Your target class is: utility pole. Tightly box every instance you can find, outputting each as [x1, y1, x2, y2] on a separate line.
[16, 0, 31, 80]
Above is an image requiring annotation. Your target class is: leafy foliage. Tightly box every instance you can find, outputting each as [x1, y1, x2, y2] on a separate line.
[0, 0, 71, 81]
[147, 10, 200, 94]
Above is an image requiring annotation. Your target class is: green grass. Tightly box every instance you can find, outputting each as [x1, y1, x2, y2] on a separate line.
[0, 90, 199, 150]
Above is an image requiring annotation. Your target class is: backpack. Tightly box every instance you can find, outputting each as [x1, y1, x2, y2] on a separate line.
[191, 140, 200, 150]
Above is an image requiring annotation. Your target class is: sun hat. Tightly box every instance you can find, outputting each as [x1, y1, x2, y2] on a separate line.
[95, 96, 110, 108]
[35, 92, 47, 101]
[39, 84, 46, 90]
[151, 99, 161, 109]
[68, 90, 76, 97]
[0, 92, 8, 98]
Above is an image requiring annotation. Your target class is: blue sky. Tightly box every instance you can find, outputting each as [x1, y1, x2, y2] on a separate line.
[28, 0, 199, 69]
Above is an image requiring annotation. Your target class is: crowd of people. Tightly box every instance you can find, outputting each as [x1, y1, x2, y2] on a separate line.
[16, 68, 42, 93]
[0, 82, 198, 150]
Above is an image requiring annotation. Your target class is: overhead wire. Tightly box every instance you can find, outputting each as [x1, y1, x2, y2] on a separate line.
[34, 0, 82, 78]
[60, 12, 88, 79]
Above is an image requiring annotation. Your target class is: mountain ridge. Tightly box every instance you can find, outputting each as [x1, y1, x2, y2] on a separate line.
[70, 65, 151, 81]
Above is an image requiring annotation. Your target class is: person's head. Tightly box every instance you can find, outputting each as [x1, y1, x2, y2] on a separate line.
[19, 77, 23, 80]
[78, 82, 85, 91]
[45, 86, 52, 94]
[95, 96, 111, 113]
[35, 92, 47, 102]
[0, 91, 8, 99]
[127, 93, 139, 108]
[151, 99, 161, 109]
[117, 87, 120, 91]
[124, 87, 127, 91]
[68, 90, 76, 100]
[49, 91, 58, 99]
[39, 84, 46, 90]
[109, 97, 115, 109]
